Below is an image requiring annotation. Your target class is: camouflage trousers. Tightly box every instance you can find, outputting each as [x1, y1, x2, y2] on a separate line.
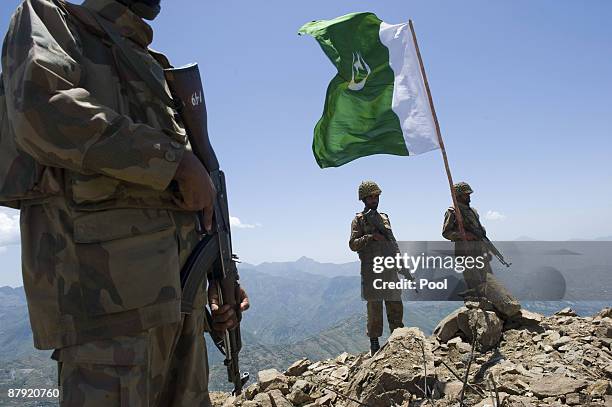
[366, 300, 404, 338]
[464, 265, 521, 319]
[52, 309, 211, 407]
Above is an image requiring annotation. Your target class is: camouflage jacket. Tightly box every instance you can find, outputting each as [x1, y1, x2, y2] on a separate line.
[2, 0, 187, 210]
[349, 210, 399, 263]
[2, 0, 205, 349]
[442, 203, 486, 241]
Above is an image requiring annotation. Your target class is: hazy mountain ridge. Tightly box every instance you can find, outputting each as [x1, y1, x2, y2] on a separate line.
[0, 256, 610, 401]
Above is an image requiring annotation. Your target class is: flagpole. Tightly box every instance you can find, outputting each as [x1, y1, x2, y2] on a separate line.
[408, 20, 467, 241]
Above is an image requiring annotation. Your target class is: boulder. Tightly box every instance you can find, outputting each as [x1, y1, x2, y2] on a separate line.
[433, 307, 464, 342]
[529, 375, 588, 398]
[348, 328, 437, 403]
[335, 352, 350, 364]
[253, 392, 273, 407]
[287, 388, 312, 405]
[257, 369, 289, 394]
[457, 308, 503, 351]
[510, 309, 544, 326]
[244, 383, 259, 400]
[268, 389, 292, 407]
[285, 358, 311, 377]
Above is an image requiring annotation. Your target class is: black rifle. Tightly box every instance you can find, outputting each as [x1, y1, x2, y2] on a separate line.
[479, 235, 512, 268]
[456, 206, 512, 269]
[364, 209, 397, 246]
[364, 209, 415, 283]
[165, 64, 249, 395]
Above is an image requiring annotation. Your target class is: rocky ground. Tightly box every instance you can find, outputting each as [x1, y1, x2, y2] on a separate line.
[211, 306, 612, 407]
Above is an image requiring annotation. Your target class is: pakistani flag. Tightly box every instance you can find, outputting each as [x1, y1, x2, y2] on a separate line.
[299, 12, 440, 168]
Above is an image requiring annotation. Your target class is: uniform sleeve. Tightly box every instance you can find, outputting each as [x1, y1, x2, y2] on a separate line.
[2, 0, 183, 191]
[442, 209, 463, 241]
[349, 217, 372, 252]
[383, 214, 391, 227]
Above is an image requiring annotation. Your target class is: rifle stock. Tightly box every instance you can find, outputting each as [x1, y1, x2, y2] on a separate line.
[165, 63, 249, 395]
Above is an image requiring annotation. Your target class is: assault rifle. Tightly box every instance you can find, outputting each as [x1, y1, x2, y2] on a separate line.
[364, 209, 397, 246]
[364, 209, 415, 283]
[478, 234, 512, 268]
[454, 206, 512, 269]
[165, 64, 249, 395]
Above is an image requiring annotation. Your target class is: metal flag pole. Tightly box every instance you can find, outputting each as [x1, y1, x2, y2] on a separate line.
[408, 19, 468, 241]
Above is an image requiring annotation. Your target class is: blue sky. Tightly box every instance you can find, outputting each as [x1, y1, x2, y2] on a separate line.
[1, 0, 611, 286]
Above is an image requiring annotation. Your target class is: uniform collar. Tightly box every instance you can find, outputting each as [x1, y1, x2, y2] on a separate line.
[82, 0, 154, 48]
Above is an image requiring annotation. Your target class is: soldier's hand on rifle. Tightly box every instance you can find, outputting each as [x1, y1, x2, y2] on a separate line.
[173, 151, 217, 231]
[208, 281, 250, 333]
[372, 233, 386, 241]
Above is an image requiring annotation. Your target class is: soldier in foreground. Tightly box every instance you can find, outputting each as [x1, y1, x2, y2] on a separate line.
[442, 182, 520, 319]
[1, 0, 248, 405]
[349, 181, 404, 355]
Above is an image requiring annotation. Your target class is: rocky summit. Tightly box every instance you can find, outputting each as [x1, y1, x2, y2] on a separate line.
[211, 307, 612, 407]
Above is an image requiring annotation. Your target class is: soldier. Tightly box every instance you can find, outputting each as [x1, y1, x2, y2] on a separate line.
[442, 182, 520, 319]
[349, 181, 404, 355]
[1, 0, 249, 405]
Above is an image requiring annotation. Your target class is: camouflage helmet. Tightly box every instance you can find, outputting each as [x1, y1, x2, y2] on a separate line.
[358, 181, 382, 200]
[454, 182, 473, 195]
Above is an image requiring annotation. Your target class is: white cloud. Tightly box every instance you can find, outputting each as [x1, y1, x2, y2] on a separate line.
[230, 216, 260, 229]
[484, 210, 507, 221]
[0, 209, 20, 247]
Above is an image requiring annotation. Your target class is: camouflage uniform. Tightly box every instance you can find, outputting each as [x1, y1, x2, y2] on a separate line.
[350, 210, 404, 338]
[2, 0, 211, 405]
[442, 184, 520, 319]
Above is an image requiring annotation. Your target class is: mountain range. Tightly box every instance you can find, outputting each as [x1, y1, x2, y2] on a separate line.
[0, 257, 609, 401]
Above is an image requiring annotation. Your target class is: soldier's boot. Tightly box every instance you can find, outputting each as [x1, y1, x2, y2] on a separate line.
[370, 337, 380, 355]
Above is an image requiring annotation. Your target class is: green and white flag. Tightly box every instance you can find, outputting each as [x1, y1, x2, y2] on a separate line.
[299, 12, 440, 168]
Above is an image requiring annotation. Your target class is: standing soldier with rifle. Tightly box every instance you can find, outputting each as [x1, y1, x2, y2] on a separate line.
[1, 0, 249, 405]
[442, 182, 520, 319]
[349, 181, 404, 355]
